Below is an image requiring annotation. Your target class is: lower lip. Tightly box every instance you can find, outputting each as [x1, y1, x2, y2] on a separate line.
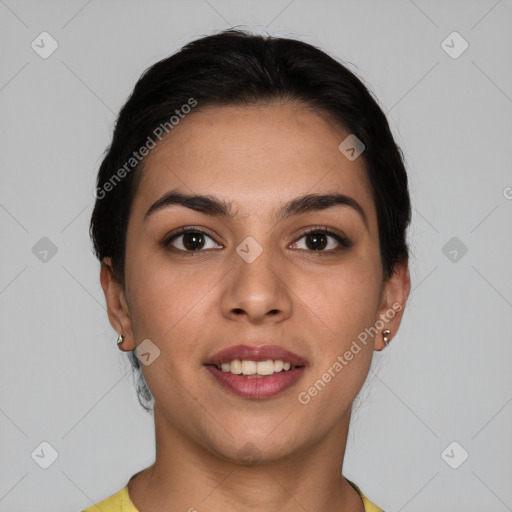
[205, 365, 306, 399]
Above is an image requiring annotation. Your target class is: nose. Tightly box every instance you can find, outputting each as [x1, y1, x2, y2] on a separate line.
[220, 244, 293, 324]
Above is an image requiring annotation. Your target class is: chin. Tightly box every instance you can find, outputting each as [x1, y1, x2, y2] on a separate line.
[207, 431, 306, 467]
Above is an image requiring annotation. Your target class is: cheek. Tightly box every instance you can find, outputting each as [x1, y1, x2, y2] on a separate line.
[125, 253, 212, 364]
[294, 268, 380, 410]
[125, 264, 207, 405]
[297, 271, 379, 412]
[298, 263, 381, 347]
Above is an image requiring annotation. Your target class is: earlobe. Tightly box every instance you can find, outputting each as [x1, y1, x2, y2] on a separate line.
[100, 257, 135, 351]
[375, 261, 411, 351]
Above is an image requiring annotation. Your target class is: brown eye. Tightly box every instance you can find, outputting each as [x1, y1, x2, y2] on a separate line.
[180, 232, 206, 251]
[304, 232, 329, 251]
[292, 228, 352, 253]
[162, 227, 222, 252]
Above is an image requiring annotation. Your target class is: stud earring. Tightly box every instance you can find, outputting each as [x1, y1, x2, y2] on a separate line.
[116, 334, 125, 345]
[382, 329, 391, 346]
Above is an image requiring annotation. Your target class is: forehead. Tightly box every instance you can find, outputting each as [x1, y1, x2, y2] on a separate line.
[131, 102, 375, 225]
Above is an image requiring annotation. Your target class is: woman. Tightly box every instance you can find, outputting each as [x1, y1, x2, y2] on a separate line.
[86, 28, 411, 512]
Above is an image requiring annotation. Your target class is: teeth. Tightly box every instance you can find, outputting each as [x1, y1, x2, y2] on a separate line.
[242, 360, 257, 375]
[216, 359, 299, 375]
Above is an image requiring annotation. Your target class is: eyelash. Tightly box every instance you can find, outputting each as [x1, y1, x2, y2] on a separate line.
[160, 225, 352, 256]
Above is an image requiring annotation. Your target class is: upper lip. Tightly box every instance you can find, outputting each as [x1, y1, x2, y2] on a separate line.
[204, 344, 308, 367]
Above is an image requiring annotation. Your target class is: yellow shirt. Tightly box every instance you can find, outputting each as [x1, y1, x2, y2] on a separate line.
[82, 478, 384, 511]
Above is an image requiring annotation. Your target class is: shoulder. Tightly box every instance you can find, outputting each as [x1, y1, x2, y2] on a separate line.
[81, 486, 138, 512]
[346, 479, 386, 512]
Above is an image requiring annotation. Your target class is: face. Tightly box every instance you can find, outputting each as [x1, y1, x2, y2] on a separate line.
[102, 101, 409, 462]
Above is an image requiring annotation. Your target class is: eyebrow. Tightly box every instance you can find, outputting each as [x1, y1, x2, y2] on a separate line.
[144, 189, 368, 229]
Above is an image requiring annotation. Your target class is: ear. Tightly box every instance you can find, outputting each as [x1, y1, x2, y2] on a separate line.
[374, 260, 411, 351]
[100, 257, 135, 351]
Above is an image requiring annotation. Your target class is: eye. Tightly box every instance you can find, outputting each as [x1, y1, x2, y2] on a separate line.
[161, 226, 222, 253]
[291, 227, 352, 253]
[161, 225, 352, 255]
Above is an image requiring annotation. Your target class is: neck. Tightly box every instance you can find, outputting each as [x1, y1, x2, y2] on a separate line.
[128, 405, 365, 512]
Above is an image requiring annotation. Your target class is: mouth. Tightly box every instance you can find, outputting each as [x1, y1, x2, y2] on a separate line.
[203, 344, 307, 399]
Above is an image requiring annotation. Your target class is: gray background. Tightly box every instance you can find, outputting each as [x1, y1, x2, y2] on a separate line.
[1, 1, 511, 511]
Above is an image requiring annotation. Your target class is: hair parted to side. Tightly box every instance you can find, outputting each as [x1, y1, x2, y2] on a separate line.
[90, 28, 412, 412]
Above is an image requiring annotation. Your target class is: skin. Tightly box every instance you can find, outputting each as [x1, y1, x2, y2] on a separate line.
[100, 100, 410, 512]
